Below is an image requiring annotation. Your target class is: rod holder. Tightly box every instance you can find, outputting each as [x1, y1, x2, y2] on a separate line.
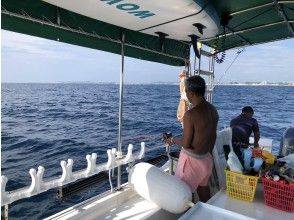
[112, 148, 117, 156]
[106, 149, 116, 169]
[1, 176, 8, 204]
[193, 23, 206, 35]
[116, 149, 123, 159]
[60, 159, 73, 183]
[155, 32, 169, 52]
[28, 166, 44, 194]
[139, 142, 146, 159]
[1, 141, 145, 206]
[124, 144, 133, 163]
[189, 34, 200, 59]
[86, 153, 97, 175]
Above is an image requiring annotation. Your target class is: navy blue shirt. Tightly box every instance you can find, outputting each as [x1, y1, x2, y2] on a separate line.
[230, 114, 259, 147]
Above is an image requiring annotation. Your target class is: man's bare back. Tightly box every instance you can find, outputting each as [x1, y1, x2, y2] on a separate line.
[164, 75, 219, 202]
[182, 99, 219, 155]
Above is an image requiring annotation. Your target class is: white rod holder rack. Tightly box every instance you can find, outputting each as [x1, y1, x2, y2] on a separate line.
[1, 142, 146, 206]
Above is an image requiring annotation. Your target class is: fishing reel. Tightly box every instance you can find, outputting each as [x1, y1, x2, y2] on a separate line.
[162, 132, 173, 142]
[162, 132, 173, 153]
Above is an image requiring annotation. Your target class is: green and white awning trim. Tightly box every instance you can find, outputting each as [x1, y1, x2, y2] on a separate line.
[204, 0, 294, 51]
[2, 0, 294, 66]
[2, 0, 192, 66]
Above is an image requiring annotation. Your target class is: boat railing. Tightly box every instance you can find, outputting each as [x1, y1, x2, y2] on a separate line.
[1, 142, 147, 206]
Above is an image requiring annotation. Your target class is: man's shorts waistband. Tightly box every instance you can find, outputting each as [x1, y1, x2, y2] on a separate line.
[181, 147, 211, 159]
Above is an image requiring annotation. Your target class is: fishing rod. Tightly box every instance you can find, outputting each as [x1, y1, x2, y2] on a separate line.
[125, 132, 181, 153]
[124, 134, 163, 142]
[214, 47, 245, 88]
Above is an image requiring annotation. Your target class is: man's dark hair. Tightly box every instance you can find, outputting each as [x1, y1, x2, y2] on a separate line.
[185, 75, 206, 97]
[242, 106, 254, 114]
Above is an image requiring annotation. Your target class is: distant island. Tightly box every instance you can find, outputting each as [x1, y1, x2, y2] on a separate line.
[218, 81, 294, 86]
[2, 81, 294, 86]
[150, 81, 294, 86]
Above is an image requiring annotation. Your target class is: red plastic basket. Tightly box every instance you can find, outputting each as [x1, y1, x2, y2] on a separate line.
[262, 177, 294, 212]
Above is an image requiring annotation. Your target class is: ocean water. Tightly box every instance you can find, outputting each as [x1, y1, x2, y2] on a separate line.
[1, 83, 294, 219]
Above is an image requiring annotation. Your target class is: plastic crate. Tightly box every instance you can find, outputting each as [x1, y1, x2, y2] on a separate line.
[262, 177, 294, 212]
[225, 170, 258, 202]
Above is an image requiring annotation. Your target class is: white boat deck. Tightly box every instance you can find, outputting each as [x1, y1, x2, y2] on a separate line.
[45, 184, 183, 220]
[45, 136, 293, 220]
[46, 182, 293, 220]
[97, 195, 183, 220]
[180, 184, 294, 220]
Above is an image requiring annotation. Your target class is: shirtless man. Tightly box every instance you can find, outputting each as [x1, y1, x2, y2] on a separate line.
[166, 75, 219, 202]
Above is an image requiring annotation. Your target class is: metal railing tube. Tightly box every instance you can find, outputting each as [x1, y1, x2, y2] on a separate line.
[117, 32, 125, 189]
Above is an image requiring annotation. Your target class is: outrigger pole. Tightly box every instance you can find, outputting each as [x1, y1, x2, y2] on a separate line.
[117, 31, 125, 189]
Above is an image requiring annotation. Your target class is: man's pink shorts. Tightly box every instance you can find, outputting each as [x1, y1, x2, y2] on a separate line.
[175, 149, 213, 192]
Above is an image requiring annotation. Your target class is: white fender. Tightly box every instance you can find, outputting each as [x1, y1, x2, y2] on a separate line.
[129, 162, 192, 214]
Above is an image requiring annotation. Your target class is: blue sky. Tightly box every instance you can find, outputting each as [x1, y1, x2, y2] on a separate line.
[1, 30, 294, 83]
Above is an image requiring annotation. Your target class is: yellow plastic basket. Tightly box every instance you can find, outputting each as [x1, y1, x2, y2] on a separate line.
[225, 170, 259, 202]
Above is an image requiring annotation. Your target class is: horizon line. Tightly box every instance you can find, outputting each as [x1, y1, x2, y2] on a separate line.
[2, 81, 294, 85]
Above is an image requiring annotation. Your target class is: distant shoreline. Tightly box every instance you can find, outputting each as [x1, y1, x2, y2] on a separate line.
[215, 84, 294, 87]
[1, 82, 294, 86]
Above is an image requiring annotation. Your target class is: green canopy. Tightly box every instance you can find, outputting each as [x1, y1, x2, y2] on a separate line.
[205, 0, 294, 51]
[2, 0, 294, 65]
[1, 0, 190, 66]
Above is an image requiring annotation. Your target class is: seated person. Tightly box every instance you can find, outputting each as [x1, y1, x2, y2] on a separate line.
[230, 106, 260, 163]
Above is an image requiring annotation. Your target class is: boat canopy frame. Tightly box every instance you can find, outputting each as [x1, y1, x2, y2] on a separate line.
[2, 1, 294, 66]
[1, 1, 294, 215]
[204, 0, 294, 52]
[1, 0, 190, 66]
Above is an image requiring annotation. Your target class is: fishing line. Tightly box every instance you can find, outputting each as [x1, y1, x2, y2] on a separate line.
[124, 133, 182, 154]
[214, 48, 245, 88]
[142, 134, 183, 153]
[124, 134, 161, 142]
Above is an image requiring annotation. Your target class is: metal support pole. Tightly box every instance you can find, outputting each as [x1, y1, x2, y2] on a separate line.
[197, 43, 202, 75]
[208, 49, 215, 103]
[211, 55, 215, 103]
[209, 55, 213, 103]
[197, 53, 201, 76]
[193, 55, 197, 76]
[117, 32, 125, 190]
[56, 7, 60, 25]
